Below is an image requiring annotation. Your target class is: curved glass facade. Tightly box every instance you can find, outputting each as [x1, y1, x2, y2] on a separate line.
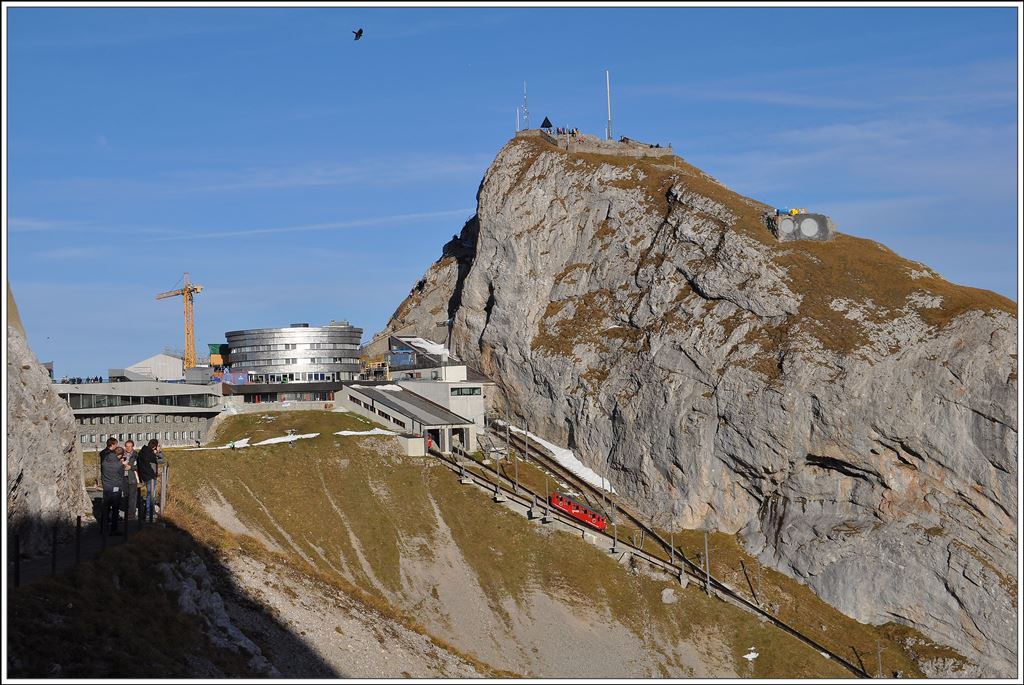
[225, 322, 362, 383]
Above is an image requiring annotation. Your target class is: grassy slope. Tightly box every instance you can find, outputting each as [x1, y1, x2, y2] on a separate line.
[160, 410, 964, 677]
[7, 525, 258, 678]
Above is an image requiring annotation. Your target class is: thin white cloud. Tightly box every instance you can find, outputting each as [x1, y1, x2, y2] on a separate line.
[627, 58, 1015, 113]
[630, 85, 870, 110]
[10, 20, 264, 50]
[33, 246, 103, 260]
[8, 217, 95, 232]
[28, 154, 491, 197]
[148, 208, 474, 241]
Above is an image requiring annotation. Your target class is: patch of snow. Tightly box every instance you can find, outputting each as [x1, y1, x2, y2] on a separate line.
[400, 337, 448, 357]
[252, 433, 319, 446]
[743, 649, 759, 661]
[350, 384, 404, 392]
[180, 437, 251, 451]
[500, 422, 617, 494]
[334, 428, 397, 437]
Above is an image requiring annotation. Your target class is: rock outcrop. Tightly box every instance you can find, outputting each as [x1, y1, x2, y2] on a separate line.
[7, 288, 90, 554]
[374, 135, 1018, 676]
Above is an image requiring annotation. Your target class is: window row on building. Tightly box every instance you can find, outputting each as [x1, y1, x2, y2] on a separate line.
[236, 357, 359, 368]
[244, 371, 346, 384]
[348, 395, 408, 430]
[450, 387, 482, 396]
[230, 342, 357, 353]
[81, 430, 199, 446]
[242, 391, 335, 404]
[62, 393, 219, 410]
[78, 414, 205, 426]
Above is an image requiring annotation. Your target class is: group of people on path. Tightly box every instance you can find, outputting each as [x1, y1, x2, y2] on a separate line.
[555, 127, 580, 136]
[59, 375, 104, 384]
[98, 437, 164, 535]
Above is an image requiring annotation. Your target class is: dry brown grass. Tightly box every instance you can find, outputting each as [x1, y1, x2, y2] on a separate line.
[160, 410, 865, 677]
[668, 529, 939, 677]
[6, 524, 258, 678]
[531, 289, 617, 360]
[512, 137, 1016, 371]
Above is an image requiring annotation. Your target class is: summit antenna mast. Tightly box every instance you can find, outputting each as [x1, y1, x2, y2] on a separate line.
[522, 81, 529, 130]
[606, 70, 613, 141]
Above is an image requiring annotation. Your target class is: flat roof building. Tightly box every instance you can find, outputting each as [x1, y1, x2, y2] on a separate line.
[339, 382, 477, 453]
[125, 352, 185, 382]
[54, 379, 223, 449]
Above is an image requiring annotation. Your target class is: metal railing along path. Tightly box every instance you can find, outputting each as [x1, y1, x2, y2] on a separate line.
[450, 435, 871, 679]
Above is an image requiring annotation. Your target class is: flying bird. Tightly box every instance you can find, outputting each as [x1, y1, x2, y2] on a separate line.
[353, 28, 363, 41]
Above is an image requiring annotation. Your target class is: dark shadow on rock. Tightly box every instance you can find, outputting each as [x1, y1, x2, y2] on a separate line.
[442, 214, 480, 324]
[6, 512, 341, 678]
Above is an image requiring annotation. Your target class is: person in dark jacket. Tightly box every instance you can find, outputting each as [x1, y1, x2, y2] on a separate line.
[99, 438, 124, 534]
[122, 440, 141, 521]
[137, 439, 160, 519]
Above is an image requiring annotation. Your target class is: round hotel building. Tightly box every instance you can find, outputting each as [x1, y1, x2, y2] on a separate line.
[225, 321, 362, 384]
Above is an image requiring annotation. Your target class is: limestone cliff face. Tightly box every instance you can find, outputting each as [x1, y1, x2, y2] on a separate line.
[7, 289, 91, 554]
[376, 136, 1018, 675]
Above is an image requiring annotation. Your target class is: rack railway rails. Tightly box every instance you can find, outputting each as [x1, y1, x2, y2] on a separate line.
[441, 428, 872, 679]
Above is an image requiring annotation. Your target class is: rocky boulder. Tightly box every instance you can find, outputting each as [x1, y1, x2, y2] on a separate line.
[7, 288, 90, 555]
[373, 135, 1018, 676]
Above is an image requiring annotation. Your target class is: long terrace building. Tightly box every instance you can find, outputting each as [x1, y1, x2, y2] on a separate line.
[54, 379, 223, 449]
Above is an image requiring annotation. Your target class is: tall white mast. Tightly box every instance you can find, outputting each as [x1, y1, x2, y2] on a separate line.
[606, 70, 613, 141]
[516, 107, 520, 132]
[523, 81, 529, 130]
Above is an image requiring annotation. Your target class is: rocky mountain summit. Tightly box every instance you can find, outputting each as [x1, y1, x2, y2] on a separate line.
[6, 289, 91, 555]
[373, 133, 1018, 676]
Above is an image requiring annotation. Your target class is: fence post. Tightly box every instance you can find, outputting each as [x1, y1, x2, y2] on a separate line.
[159, 464, 168, 517]
[75, 516, 82, 564]
[14, 534, 21, 588]
[704, 531, 711, 596]
[51, 525, 58, 575]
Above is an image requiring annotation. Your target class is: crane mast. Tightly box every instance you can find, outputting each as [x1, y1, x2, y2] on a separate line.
[155, 272, 204, 369]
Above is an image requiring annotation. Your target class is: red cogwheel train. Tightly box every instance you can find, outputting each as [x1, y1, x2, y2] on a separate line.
[550, 491, 608, 531]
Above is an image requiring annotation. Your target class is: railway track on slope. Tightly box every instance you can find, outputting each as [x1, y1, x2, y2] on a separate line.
[472, 426, 871, 679]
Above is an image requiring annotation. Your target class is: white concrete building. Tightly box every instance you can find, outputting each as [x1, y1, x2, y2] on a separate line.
[125, 352, 185, 381]
[338, 382, 477, 454]
[395, 379, 487, 433]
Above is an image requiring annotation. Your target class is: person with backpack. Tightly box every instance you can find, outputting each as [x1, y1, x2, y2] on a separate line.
[137, 439, 161, 519]
[99, 439, 125, 535]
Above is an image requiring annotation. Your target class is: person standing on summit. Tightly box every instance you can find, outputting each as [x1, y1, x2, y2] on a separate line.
[121, 440, 141, 521]
[99, 439, 125, 535]
[137, 439, 160, 520]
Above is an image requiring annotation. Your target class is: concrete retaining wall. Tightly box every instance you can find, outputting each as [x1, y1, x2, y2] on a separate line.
[516, 129, 674, 159]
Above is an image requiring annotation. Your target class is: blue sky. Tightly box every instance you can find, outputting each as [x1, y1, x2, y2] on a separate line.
[6, 6, 1018, 376]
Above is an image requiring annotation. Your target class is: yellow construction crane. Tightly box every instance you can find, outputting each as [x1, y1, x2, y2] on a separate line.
[156, 272, 204, 369]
